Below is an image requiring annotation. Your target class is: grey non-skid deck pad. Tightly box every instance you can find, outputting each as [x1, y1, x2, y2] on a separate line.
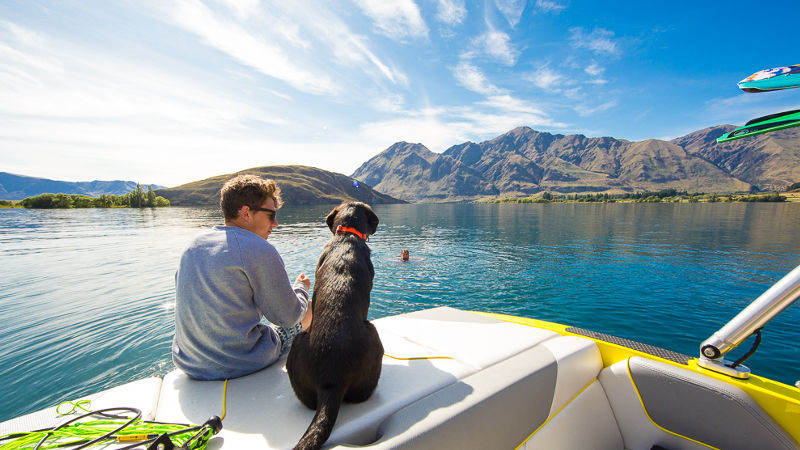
[566, 327, 691, 364]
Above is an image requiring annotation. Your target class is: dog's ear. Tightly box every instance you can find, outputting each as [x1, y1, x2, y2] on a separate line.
[326, 205, 340, 233]
[365, 205, 379, 236]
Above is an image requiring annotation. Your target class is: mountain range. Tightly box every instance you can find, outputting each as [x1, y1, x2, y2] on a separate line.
[5, 124, 800, 205]
[352, 126, 800, 202]
[0, 172, 163, 201]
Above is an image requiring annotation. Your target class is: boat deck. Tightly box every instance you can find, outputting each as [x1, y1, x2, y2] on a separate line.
[3, 307, 798, 449]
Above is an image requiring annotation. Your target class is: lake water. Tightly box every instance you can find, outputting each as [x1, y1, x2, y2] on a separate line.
[2, 203, 800, 422]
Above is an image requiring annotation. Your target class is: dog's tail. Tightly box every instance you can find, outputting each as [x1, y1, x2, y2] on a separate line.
[294, 386, 344, 450]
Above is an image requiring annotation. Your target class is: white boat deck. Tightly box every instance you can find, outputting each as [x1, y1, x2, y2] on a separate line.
[3, 307, 798, 449]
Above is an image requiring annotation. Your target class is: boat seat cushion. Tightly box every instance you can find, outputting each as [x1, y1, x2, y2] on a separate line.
[344, 335, 609, 449]
[599, 357, 799, 450]
[155, 307, 560, 449]
[518, 380, 623, 450]
[373, 307, 560, 370]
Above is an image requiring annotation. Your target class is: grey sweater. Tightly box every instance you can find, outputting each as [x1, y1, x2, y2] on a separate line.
[172, 225, 309, 380]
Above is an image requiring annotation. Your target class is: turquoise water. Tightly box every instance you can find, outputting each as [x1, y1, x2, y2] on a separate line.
[2, 203, 800, 422]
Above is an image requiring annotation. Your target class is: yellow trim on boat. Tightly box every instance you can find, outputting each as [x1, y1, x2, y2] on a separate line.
[476, 311, 800, 444]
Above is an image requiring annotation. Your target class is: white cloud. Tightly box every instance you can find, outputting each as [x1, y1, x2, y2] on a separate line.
[575, 100, 618, 116]
[480, 94, 547, 116]
[358, 113, 471, 153]
[528, 66, 563, 90]
[0, 20, 301, 185]
[151, 1, 408, 90]
[569, 27, 621, 57]
[211, 0, 261, 20]
[358, 94, 566, 154]
[493, 0, 527, 28]
[459, 109, 566, 134]
[373, 93, 406, 112]
[535, 0, 566, 13]
[463, 30, 520, 66]
[0, 22, 277, 126]
[584, 62, 604, 76]
[435, 0, 467, 25]
[353, 0, 428, 40]
[155, 0, 340, 95]
[452, 61, 504, 95]
[563, 87, 583, 99]
[357, 105, 566, 154]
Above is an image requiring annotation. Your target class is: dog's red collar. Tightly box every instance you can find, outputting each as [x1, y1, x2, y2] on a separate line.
[335, 225, 368, 240]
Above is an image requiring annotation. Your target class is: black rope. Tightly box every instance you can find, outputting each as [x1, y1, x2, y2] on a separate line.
[728, 328, 763, 369]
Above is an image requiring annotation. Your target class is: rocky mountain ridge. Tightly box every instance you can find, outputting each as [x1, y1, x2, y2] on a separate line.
[352, 126, 800, 202]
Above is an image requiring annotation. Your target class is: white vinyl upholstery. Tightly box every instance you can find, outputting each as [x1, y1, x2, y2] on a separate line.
[0, 377, 163, 435]
[339, 335, 612, 449]
[519, 381, 623, 450]
[155, 307, 562, 449]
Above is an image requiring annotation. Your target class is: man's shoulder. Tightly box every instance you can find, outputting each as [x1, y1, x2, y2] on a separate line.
[215, 226, 278, 256]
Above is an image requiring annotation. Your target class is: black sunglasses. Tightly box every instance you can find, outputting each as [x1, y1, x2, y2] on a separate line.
[249, 206, 277, 220]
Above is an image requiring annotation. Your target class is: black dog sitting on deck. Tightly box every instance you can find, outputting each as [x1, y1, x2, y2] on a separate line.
[286, 202, 384, 450]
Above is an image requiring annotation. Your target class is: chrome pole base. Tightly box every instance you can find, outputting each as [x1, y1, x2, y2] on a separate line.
[697, 356, 751, 379]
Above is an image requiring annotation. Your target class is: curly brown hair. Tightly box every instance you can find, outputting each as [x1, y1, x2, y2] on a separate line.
[220, 174, 283, 220]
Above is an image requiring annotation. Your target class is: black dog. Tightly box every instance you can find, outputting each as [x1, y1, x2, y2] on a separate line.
[286, 202, 384, 450]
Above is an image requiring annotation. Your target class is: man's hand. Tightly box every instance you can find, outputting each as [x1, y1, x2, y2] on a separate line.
[296, 273, 313, 330]
[295, 273, 311, 290]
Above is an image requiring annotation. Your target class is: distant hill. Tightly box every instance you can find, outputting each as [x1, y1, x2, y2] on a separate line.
[155, 165, 404, 206]
[352, 126, 800, 202]
[0, 172, 162, 200]
[672, 125, 800, 192]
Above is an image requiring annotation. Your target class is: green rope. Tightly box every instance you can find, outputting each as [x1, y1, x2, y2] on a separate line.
[54, 401, 92, 416]
[1, 416, 213, 450]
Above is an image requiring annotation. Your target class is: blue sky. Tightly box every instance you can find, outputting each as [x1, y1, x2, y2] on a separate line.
[1, 0, 798, 187]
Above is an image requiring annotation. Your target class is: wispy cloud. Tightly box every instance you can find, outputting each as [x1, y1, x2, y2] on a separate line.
[150, 1, 407, 91]
[528, 66, 563, 90]
[0, 19, 297, 184]
[357, 102, 566, 153]
[584, 62, 604, 76]
[452, 61, 504, 95]
[575, 100, 618, 117]
[353, 0, 429, 40]
[212, 0, 261, 20]
[156, 0, 340, 95]
[435, 0, 467, 25]
[569, 27, 621, 57]
[480, 94, 547, 116]
[493, 0, 527, 28]
[0, 21, 277, 126]
[535, 0, 566, 13]
[462, 30, 520, 66]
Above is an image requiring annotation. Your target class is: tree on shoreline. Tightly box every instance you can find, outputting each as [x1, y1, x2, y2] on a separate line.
[489, 189, 787, 204]
[19, 185, 169, 209]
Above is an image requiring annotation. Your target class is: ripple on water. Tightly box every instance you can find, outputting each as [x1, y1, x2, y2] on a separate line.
[3, 203, 800, 422]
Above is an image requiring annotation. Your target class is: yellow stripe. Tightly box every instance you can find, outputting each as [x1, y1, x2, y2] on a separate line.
[626, 359, 717, 449]
[514, 378, 597, 449]
[383, 353, 453, 361]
